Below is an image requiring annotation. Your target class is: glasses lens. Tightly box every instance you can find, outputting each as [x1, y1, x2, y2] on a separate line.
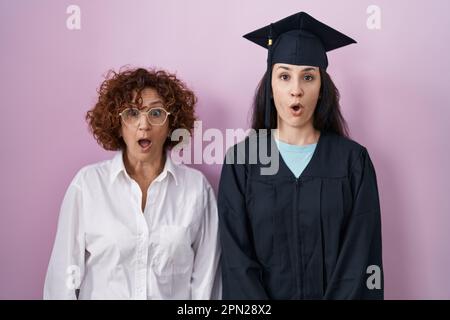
[121, 108, 140, 125]
[148, 108, 168, 125]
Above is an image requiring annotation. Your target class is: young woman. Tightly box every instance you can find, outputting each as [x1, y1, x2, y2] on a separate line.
[218, 12, 383, 299]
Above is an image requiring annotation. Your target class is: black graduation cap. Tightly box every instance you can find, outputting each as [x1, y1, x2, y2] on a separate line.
[243, 12, 357, 129]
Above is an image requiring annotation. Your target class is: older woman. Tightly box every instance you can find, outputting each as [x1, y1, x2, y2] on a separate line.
[44, 67, 221, 299]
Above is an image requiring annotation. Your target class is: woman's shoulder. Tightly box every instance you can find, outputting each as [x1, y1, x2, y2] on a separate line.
[322, 132, 367, 153]
[70, 157, 116, 187]
[320, 132, 373, 173]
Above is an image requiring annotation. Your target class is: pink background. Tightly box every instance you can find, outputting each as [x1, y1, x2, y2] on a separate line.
[1, 0, 449, 299]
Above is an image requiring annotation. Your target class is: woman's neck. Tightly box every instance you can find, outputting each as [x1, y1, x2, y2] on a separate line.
[275, 122, 320, 146]
[123, 151, 165, 183]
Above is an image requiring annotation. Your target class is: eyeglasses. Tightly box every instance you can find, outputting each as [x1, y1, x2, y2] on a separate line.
[119, 104, 171, 126]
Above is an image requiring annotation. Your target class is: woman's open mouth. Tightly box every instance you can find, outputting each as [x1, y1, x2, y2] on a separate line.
[290, 103, 303, 116]
[138, 139, 152, 151]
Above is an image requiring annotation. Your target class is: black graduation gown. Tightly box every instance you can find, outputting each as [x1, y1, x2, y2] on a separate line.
[217, 131, 383, 299]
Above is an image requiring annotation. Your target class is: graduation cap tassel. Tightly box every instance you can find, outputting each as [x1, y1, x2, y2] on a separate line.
[264, 23, 274, 129]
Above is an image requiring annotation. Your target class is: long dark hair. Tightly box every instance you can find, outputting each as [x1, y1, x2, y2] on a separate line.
[250, 68, 349, 137]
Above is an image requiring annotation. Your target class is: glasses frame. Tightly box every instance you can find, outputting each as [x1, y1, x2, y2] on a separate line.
[119, 105, 171, 127]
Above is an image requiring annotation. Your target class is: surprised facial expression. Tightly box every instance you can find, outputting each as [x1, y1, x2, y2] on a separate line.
[120, 88, 170, 161]
[271, 63, 321, 130]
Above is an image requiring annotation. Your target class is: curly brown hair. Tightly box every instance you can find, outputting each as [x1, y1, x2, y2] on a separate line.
[86, 67, 197, 151]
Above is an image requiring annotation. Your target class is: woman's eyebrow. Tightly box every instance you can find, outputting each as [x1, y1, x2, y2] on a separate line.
[148, 100, 163, 105]
[276, 66, 317, 72]
[134, 99, 164, 109]
[301, 67, 317, 72]
[140, 99, 163, 106]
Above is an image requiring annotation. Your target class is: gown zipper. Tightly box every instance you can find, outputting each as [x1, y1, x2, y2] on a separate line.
[293, 178, 304, 299]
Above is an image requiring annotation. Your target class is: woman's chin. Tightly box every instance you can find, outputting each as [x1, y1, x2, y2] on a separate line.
[279, 117, 309, 129]
[126, 146, 161, 160]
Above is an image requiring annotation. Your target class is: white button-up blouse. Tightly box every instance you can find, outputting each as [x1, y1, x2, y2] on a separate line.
[44, 151, 221, 300]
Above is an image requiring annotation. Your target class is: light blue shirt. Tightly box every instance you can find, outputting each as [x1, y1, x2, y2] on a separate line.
[275, 138, 317, 178]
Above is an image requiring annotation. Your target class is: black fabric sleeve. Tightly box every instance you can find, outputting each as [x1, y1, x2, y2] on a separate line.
[217, 152, 269, 299]
[324, 148, 384, 299]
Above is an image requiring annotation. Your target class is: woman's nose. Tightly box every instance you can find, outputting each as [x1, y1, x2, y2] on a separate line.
[291, 81, 304, 97]
[137, 113, 151, 130]
[290, 82, 304, 97]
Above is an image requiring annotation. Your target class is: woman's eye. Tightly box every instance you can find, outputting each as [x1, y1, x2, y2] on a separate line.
[149, 109, 162, 117]
[304, 75, 314, 81]
[128, 109, 140, 117]
[280, 74, 290, 81]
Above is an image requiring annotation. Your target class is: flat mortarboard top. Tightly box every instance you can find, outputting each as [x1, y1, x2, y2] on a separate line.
[243, 12, 357, 129]
[243, 11, 357, 69]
